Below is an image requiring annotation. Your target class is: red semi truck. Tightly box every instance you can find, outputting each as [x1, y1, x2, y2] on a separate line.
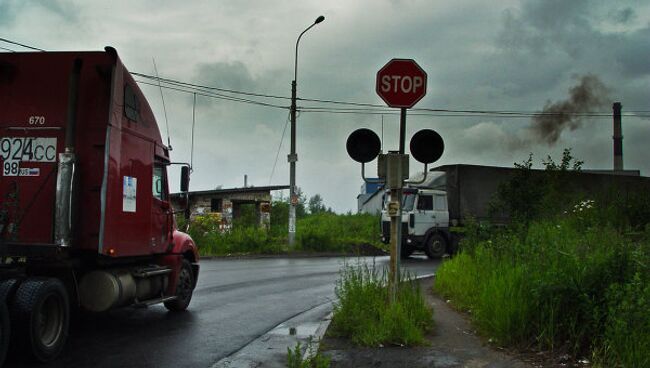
[0, 47, 199, 364]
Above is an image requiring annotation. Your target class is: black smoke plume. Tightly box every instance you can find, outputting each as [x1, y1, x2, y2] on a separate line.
[531, 74, 609, 145]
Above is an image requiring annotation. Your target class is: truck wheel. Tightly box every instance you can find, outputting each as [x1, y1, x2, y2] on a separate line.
[10, 278, 69, 363]
[424, 234, 446, 259]
[164, 259, 194, 312]
[0, 302, 9, 367]
[0, 279, 18, 367]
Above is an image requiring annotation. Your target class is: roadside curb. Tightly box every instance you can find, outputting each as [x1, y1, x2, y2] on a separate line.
[211, 301, 334, 368]
[210, 272, 436, 367]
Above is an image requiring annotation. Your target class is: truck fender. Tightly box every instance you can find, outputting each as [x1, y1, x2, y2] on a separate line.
[171, 230, 199, 263]
[162, 231, 200, 295]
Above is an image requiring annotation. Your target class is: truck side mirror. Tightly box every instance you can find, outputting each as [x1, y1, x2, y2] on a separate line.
[180, 166, 190, 192]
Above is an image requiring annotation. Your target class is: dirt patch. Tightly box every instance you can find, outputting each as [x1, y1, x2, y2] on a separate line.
[320, 277, 533, 368]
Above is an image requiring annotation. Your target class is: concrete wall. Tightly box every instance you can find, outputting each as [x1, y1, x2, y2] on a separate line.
[173, 190, 273, 231]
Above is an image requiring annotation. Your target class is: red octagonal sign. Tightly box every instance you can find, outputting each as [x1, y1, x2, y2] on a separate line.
[376, 59, 427, 108]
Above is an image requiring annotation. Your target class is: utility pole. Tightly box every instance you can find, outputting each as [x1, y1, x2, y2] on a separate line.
[288, 15, 325, 247]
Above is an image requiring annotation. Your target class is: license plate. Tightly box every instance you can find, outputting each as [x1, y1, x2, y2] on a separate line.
[0, 137, 57, 162]
[0, 137, 57, 177]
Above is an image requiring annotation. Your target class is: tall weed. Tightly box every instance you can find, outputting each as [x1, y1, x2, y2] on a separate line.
[330, 263, 433, 346]
[435, 208, 650, 365]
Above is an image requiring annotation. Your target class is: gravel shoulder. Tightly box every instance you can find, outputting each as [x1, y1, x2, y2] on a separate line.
[320, 277, 533, 368]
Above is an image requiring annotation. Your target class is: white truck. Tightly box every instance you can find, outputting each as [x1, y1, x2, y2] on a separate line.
[381, 164, 650, 259]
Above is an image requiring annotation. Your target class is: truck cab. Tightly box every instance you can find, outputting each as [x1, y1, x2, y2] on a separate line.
[0, 48, 199, 364]
[381, 187, 452, 259]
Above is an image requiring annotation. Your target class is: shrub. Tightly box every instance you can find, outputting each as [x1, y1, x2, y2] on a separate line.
[287, 341, 331, 368]
[330, 263, 433, 346]
[435, 207, 650, 364]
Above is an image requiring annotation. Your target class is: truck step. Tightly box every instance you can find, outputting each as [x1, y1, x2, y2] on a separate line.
[133, 295, 177, 308]
[132, 267, 172, 278]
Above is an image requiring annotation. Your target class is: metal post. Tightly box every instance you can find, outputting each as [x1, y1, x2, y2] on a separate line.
[399, 108, 406, 154]
[288, 80, 297, 247]
[389, 189, 399, 303]
[287, 16, 324, 248]
[387, 108, 408, 303]
[613, 102, 623, 171]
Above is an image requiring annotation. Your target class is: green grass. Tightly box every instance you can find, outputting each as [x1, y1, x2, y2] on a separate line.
[185, 212, 383, 257]
[435, 209, 650, 366]
[329, 263, 433, 346]
[286, 341, 331, 368]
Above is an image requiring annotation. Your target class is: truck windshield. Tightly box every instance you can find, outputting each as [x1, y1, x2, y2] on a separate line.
[382, 192, 416, 212]
[402, 193, 415, 211]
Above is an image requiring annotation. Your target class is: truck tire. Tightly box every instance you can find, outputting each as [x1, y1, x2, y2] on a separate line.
[164, 259, 194, 312]
[10, 278, 69, 363]
[0, 302, 9, 368]
[0, 278, 18, 367]
[424, 233, 446, 259]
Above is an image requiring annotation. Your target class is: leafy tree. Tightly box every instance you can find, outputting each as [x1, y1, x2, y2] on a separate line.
[308, 194, 327, 214]
[491, 148, 584, 224]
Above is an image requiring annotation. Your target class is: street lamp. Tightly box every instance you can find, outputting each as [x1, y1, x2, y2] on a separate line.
[288, 15, 325, 247]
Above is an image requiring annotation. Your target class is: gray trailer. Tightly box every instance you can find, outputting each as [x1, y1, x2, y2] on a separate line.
[380, 164, 650, 259]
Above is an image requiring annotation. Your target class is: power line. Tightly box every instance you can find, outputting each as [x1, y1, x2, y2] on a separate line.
[269, 112, 291, 185]
[0, 37, 44, 51]
[133, 72, 291, 101]
[134, 72, 650, 120]
[138, 78, 650, 118]
[135, 79, 289, 110]
[0, 46, 15, 52]
[298, 108, 650, 119]
[135, 74, 649, 118]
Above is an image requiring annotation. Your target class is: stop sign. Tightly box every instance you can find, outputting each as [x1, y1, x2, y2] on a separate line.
[376, 59, 427, 108]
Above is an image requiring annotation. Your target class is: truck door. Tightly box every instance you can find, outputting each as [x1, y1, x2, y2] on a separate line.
[413, 194, 434, 236]
[433, 194, 449, 228]
[150, 162, 172, 253]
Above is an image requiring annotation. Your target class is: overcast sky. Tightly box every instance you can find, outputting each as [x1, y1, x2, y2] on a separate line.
[1, 0, 649, 212]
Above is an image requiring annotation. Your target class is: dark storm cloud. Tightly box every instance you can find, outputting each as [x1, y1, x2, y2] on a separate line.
[611, 7, 636, 24]
[194, 61, 257, 93]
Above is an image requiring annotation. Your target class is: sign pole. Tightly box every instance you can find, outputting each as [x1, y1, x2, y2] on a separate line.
[389, 190, 399, 303]
[391, 108, 408, 301]
[374, 58, 427, 303]
[399, 108, 407, 154]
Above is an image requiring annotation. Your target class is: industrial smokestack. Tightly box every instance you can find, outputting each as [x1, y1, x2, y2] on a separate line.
[613, 102, 623, 171]
[244, 174, 248, 188]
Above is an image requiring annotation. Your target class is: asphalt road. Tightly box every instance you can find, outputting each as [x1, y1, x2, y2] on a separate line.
[7, 255, 441, 368]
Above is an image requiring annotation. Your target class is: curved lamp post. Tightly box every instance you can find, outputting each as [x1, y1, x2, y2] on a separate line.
[288, 15, 325, 247]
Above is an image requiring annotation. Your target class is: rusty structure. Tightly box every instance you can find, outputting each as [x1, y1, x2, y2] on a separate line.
[170, 185, 289, 231]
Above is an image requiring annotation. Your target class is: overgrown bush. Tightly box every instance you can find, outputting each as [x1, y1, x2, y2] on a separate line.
[438, 149, 650, 366]
[185, 211, 382, 256]
[330, 263, 433, 346]
[435, 206, 650, 366]
[298, 213, 383, 252]
[287, 341, 331, 368]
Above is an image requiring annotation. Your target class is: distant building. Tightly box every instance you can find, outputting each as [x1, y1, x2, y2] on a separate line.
[171, 185, 289, 231]
[357, 178, 384, 214]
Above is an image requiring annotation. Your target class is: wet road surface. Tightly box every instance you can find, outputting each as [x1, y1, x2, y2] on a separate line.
[7, 255, 440, 368]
